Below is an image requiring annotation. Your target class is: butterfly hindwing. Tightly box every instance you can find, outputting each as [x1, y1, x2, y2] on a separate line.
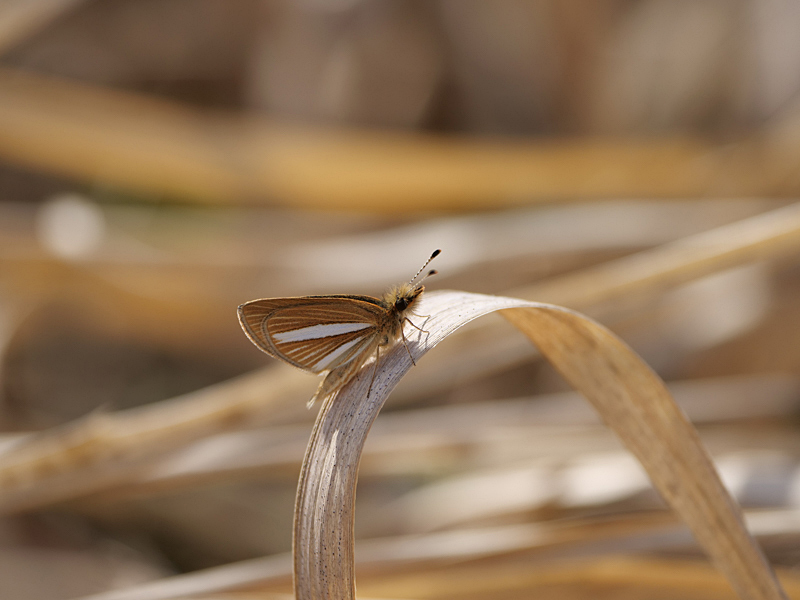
[237, 296, 386, 373]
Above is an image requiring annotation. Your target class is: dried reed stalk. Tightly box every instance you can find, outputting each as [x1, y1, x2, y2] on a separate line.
[59, 374, 797, 509]
[357, 557, 800, 600]
[516, 200, 800, 308]
[0, 68, 799, 210]
[293, 290, 786, 600]
[74, 509, 800, 599]
[2, 202, 800, 514]
[0, 367, 314, 514]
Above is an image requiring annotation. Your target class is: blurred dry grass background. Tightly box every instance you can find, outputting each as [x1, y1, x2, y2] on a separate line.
[2, 1, 800, 598]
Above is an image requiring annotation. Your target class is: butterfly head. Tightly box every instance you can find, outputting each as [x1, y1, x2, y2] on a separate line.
[386, 282, 424, 315]
[384, 249, 441, 316]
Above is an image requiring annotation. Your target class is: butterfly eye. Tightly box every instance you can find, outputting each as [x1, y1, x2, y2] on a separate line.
[395, 297, 410, 311]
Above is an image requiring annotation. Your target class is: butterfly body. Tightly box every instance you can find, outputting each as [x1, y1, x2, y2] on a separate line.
[238, 251, 438, 406]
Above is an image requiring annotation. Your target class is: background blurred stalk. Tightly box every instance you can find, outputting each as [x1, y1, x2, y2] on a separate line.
[0, 67, 799, 212]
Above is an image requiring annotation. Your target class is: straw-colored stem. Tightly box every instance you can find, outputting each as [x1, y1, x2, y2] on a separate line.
[0, 68, 799, 211]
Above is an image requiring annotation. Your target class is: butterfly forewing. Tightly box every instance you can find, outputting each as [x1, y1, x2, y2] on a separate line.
[238, 297, 386, 373]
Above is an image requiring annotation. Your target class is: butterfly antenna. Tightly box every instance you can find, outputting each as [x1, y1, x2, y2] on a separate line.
[409, 249, 441, 284]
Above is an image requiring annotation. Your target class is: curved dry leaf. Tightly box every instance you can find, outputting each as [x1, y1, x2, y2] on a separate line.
[294, 290, 786, 600]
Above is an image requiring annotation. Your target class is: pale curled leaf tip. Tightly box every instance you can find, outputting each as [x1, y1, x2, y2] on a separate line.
[294, 290, 787, 600]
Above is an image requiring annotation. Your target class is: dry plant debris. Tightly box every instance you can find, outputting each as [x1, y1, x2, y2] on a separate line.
[2, 3, 800, 599]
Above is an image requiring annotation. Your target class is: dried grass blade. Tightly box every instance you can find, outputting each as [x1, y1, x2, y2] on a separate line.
[294, 290, 786, 600]
[0, 367, 314, 515]
[516, 200, 800, 308]
[502, 305, 786, 600]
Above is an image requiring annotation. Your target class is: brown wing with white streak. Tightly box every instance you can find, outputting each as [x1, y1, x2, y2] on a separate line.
[237, 297, 385, 373]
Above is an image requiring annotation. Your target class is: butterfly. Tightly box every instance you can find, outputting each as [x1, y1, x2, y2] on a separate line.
[238, 249, 440, 407]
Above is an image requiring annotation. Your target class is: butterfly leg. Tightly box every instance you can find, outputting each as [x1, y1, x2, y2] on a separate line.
[367, 345, 380, 398]
[404, 316, 431, 336]
[399, 324, 416, 366]
[310, 357, 364, 408]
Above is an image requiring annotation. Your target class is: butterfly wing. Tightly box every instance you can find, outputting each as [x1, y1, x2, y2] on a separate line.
[238, 296, 386, 374]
